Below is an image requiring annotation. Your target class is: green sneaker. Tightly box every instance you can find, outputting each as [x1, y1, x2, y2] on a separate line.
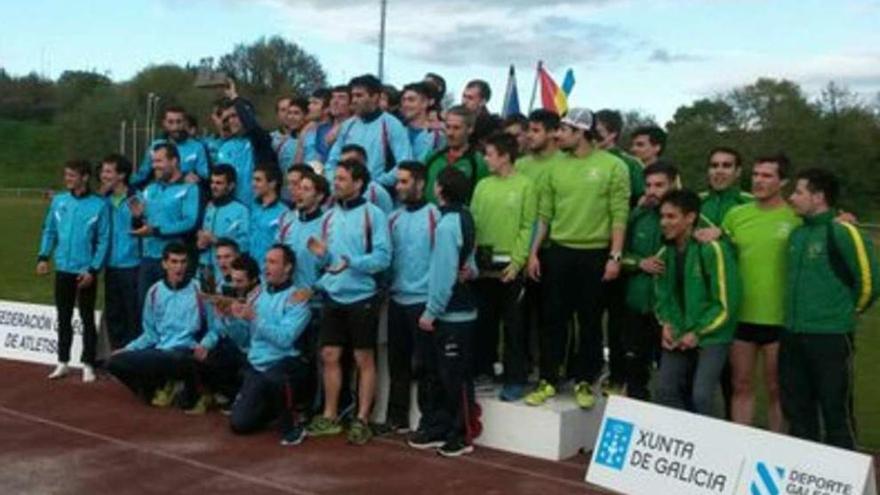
[184, 393, 214, 415]
[347, 419, 373, 445]
[524, 380, 556, 406]
[574, 382, 596, 409]
[151, 381, 176, 408]
[306, 415, 343, 437]
[603, 382, 625, 397]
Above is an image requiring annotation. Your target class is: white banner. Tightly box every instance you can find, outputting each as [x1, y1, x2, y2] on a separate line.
[0, 299, 103, 368]
[587, 396, 877, 495]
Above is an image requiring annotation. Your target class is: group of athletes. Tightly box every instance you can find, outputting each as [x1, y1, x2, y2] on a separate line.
[35, 72, 878, 457]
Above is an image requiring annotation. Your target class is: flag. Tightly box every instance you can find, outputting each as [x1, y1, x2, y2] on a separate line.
[538, 64, 569, 115]
[561, 68, 575, 97]
[501, 65, 521, 117]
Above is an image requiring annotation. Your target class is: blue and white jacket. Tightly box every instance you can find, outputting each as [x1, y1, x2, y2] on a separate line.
[423, 204, 478, 323]
[325, 111, 413, 187]
[316, 197, 391, 304]
[249, 198, 289, 270]
[38, 190, 110, 275]
[126, 278, 202, 352]
[389, 201, 440, 306]
[140, 179, 200, 259]
[247, 281, 311, 372]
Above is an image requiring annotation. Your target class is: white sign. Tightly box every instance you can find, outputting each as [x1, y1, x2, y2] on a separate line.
[587, 396, 877, 495]
[0, 299, 102, 368]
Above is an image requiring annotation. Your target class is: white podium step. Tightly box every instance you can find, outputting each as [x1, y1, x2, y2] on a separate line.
[372, 340, 605, 461]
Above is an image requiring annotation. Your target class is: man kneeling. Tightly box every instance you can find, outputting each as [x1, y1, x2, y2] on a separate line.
[106, 243, 201, 407]
[228, 244, 313, 446]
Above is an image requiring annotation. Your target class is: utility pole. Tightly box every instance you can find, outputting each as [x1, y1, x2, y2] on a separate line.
[378, 0, 387, 81]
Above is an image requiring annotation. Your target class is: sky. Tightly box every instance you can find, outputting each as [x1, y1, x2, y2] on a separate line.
[1, 0, 879, 123]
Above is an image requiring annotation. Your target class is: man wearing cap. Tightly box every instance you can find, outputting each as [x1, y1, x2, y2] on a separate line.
[525, 108, 630, 409]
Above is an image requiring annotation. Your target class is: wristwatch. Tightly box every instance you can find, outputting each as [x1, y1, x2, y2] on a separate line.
[609, 252, 622, 263]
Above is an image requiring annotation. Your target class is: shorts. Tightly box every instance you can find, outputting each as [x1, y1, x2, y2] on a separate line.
[319, 297, 379, 350]
[734, 322, 782, 346]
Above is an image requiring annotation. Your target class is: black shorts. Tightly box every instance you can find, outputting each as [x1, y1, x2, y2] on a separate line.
[734, 322, 782, 346]
[319, 297, 379, 350]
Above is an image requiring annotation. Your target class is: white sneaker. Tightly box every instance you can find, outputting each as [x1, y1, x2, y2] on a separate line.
[48, 363, 70, 380]
[82, 364, 96, 383]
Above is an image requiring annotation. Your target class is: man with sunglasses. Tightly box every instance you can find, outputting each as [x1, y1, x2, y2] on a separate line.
[217, 79, 278, 207]
[697, 147, 754, 228]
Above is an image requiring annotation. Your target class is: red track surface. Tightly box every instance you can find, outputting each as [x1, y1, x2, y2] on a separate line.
[0, 360, 605, 494]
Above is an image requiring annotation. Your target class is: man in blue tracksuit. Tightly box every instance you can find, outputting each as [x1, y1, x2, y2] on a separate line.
[188, 254, 259, 414]
[385, 161, 440, 432]
[197, 164, 250, 285]
[306, 159, 391, 445]
[250, 163, 289, 271]
[229, 245, 313, 446]
[408, 167, 480, 457]
[99, 154, 142, 349]
[37, 160, 110, 383]
[296, 89, 334, 165]
[217, 81, 277, 207]
[325, 74, 413, 188]
[130, 143, 200, 318]
[106, 243, 201, 406]
[130, 106, 210, 188]
[401, 82, 446, 161]
[272, 97, 308, 172]
[340, 144, 394, 214]
[277, 170, 331, 413]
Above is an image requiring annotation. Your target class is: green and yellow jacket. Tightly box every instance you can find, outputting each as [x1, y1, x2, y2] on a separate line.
[784, 212, 879, 334]
[698, 187, 753, 228]
[654, 238, 740, 346]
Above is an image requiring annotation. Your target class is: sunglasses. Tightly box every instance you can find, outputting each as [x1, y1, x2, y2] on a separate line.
[709, 161, 736, 168]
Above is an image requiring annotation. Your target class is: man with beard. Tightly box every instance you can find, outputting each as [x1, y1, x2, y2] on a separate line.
[384, 161, 440, 432]
[620, 162, 678, 400]
[525, 108, 630, 409]
[197, 165, 250, 285]
[325, 74, 413, 189]
[130, 143, 200, 323]
[131, 106, 209, 188]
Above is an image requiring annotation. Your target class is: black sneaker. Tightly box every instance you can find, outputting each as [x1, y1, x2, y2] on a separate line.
[280, 425, 306, 446]
[407, 430, 445, 450]
[438, 438, 474, 457]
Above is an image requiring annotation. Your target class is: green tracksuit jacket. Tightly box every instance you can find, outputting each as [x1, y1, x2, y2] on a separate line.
[784, 211, 879, 334]
[622, 205, 663, 314]
[699, 187, 753, 228]
[654, 238, 740, 346]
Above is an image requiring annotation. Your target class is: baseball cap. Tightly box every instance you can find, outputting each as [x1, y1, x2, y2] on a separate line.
[561, 108, 594, 132]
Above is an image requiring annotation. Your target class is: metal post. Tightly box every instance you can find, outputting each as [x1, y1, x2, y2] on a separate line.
[528, 61, 541, 112]
[132, 119, 138, 166]
[119, 120, 127, 155]
[145, 94, 153, 147]
[378, 0, 387, 81]
[151, 96, 162, 142]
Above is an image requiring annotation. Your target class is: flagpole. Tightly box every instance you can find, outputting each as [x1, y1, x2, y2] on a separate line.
[528, 60, 541, 112]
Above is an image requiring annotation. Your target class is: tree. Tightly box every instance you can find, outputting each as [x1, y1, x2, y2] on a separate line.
[56, 70, 112, 111]
[217, 36, 327, 99]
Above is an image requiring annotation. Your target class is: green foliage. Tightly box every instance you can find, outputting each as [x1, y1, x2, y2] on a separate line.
[655, 78, 880, 214]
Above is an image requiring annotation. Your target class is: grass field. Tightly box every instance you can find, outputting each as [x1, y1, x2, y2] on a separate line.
[1, 195, 879, 449]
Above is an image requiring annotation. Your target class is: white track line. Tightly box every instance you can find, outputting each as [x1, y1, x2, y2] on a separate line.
[0, 405, 318, 495]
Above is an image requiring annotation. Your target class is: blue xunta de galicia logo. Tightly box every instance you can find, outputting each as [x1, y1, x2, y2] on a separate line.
[595, 418, 634, 470]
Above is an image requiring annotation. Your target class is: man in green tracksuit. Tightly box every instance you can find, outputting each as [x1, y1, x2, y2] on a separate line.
[654, 189, 740, 418]
[525, 108, 630, 409]
[697, 146, 753, 228]
[783, 168, 879, 450]
[620, 162, 678, 400]
[425, 105, 489, 204]
[470, 132, 537, 401]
